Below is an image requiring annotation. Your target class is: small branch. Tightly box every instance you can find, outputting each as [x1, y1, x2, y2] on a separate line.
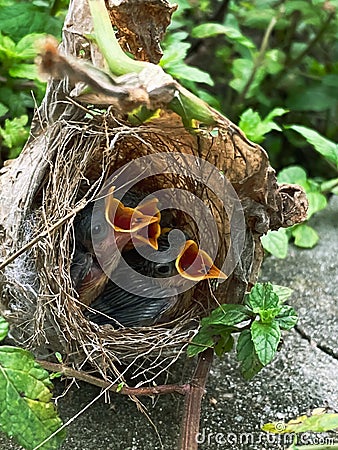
[237, 14, 278, 105]
[38, 360, 187, 396]
[179, 348, 214, 450]
[286, 11, 335, 69]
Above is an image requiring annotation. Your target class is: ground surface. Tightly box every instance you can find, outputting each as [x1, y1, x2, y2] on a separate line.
[1, 196, 337, 450]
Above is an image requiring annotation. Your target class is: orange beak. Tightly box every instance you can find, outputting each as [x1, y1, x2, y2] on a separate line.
[132, 197, 161, 250]
[175, 240, 227, 281]
[104, 187, 160, 250]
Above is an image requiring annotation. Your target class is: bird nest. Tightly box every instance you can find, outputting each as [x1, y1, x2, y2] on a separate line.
[0, 0, 307, 385]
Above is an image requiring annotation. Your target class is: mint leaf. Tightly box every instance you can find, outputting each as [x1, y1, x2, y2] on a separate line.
[261, 228, 288, 259]
[271, 285, 293, 303]
[277, 165, 307, 185]
[214, 333, 234, 357]
[0, 346, 66, 450]
[15, 33, 46, 59]
[201, 304, 252, 327]
[292, 224, 319, 248]
[187, 324, 226, 357]
[251, 321, 281, 366]
[259, 308, 282, 323]
[276, 305, 298, 330]
[247, 283, 279, 312]
[306, 191, 327, 219]
[237, 330, 264, 380]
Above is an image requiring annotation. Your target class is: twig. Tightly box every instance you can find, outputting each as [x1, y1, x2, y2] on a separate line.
[286, 11, 335, 69]
[179, 348, 214, 450]
[237, 14, 278, 105]
[38, 360, 187, 396]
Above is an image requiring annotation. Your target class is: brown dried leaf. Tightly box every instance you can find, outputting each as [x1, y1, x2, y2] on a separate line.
[107, 0, 177, 63]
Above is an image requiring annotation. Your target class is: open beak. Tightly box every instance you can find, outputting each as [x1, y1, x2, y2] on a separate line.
[175, 240, 227, 281]
[104, 188, 160, 250]
[132, 197, 161, 250]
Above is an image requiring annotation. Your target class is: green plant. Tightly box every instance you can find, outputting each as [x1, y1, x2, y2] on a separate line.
[162, 0, 338, 177]
[0, 0, 68, 163]
[0, 316, 66, 450]
[187, 282, 297, 380]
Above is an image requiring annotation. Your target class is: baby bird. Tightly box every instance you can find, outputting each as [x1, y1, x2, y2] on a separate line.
[84, 231, 227, 327]
[71, 187, 161, 305]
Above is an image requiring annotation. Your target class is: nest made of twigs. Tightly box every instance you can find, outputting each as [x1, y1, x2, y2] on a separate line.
[0, 107, 278, 383]
[0, 0, 308, 386]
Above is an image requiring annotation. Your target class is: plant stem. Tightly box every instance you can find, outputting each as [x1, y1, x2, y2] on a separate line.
[88, 0, 217, 126]
[286, 11, 335, 69]
[179, 348, 214, 450]
[88, 0, 146, 75]
[237, 14, 278, 105]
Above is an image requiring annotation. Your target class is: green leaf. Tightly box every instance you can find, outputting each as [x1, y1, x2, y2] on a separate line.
[230, 59, 265, 99]
[165, 63, 214, 86]
[264, 107, 289, 123]
[288, 125, 338, 168]
[251, 321, 281, 366]
[320, 177, 338, 194]
[239, 107, 288, 143]
[9, 63, 39, 80]
[191, 23, 255, 48]
[201, 304, 252, 327]
[214, 333, 234, 357]
[247, 283, 280, 312]
[277, 166, 307, 185]
[15, 33, 46, 59]
[0, 346, 66, 450]
[0, 33, 16, 59]
[261, 228, 289, 259]
[0, 115, 29, 157]
[116, 382, 125, 393]
[264, 49, 285, 75]
[0, 4, 62, 41]
[237, 330, 264, 380]
[161, 39, 190, 65]
[292, 224, 319, 248]
[259, 308, 283, 323]
[54, 353, 63, 364]
[0, 317, 9, 342]
[187, 324, 226, 357]
[263, 411, 338, 434]
[276, 305, 298, 330]
[0, 102, 9, 117]
[287, 85, 338, 112]
[306, 191, 327, 219]
[271, 285, 293, 303]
